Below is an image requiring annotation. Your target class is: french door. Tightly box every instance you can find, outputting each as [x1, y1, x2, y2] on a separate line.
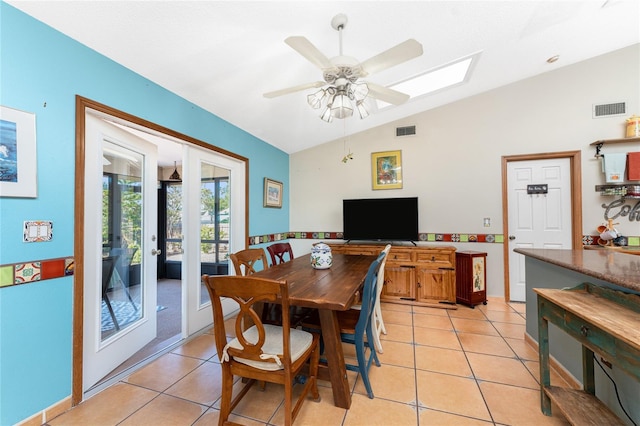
[83, 113, 158, 391]
[182, 147, 245, 334]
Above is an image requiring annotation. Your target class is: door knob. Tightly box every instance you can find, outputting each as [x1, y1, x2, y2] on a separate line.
[151, 249, 162, 256]
[509, 235, 516, 240]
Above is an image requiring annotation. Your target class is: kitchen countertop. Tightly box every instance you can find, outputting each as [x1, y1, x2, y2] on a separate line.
[514, 248, 640, 293]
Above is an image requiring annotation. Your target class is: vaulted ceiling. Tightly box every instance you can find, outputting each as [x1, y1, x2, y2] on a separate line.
[7, 1, 640, 154]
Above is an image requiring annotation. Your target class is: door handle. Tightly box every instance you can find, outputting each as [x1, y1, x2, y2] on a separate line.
[151, 249, 162, 256]
[509, 235, 516, 240]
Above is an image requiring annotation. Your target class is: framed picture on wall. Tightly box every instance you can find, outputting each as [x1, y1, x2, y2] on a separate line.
[371, 150, 402, 190]
[0, 106, 37, 198]
[263, 178, 283, 208]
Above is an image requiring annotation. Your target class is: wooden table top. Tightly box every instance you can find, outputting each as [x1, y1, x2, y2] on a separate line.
[253, 253, 377, 311]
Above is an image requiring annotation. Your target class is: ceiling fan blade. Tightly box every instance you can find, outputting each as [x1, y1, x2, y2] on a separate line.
[360, 39, 423, 76]
[367, 82, 410, 105]
[263, 81, 326, 98]
[285, 36, 336, 70]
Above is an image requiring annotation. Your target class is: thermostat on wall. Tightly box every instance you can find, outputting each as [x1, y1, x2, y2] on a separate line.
[23, 220, 53, 242]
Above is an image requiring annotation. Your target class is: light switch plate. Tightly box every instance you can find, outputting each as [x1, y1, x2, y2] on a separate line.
[23, 220, 53, 242]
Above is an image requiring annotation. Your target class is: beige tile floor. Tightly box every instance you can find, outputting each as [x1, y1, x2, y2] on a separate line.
[47, 297, 571, 426]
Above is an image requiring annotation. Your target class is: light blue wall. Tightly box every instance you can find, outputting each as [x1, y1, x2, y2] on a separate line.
[0, 3, 289, 424]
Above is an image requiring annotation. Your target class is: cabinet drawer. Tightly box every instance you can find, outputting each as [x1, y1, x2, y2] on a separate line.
[387, 251, 412, 262]
[345, 249, 379, 255]
[415, 252, 453, 264]
[327, 245, 379, 255]
[562, 310, 615, 356]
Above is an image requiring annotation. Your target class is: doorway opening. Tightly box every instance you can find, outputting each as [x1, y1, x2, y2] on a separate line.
[73, 96, 248, 406]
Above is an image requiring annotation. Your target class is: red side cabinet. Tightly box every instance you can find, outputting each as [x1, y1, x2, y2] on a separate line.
[455, 251, 487, 308]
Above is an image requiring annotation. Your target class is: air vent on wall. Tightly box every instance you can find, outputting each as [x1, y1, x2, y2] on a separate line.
[396, 125, 416, 137]
[592, 102, 626, 118]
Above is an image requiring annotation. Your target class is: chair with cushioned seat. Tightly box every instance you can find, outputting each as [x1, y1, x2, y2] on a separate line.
[202, 274, 321, 426]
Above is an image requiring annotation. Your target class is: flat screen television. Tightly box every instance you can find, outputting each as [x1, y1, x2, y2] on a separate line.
[343, 197, 419, 242]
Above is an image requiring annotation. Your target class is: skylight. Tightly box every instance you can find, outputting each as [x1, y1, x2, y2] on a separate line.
[376, 52, 479, 108]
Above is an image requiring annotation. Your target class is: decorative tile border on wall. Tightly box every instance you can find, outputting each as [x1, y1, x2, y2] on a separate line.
[582, 234, 640, 247]
[0, 257, 74, 289]
[3, 233, 637, 289]
[248, 232, 505, 245]
[249, 232, 640, 248]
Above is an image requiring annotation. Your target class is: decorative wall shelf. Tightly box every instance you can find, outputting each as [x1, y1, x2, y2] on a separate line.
[591, 136, 640, 157]
[595, 184, 640, 198]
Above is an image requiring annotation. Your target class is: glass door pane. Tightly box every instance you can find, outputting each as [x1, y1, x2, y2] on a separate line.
[200, 163, 230, 306]
[101, 145, 144, 341]
[165, 183, 183, 263]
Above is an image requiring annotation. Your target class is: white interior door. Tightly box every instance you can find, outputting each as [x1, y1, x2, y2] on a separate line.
[183, 146, 245, 335]
[507, 158, 572, 301]
[83, 113, 158, 391]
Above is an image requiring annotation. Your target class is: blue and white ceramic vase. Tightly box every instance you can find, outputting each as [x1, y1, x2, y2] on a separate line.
[310, 243, 332, 269]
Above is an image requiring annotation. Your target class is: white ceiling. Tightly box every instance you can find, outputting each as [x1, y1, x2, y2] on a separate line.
[7, 1, 640, 155]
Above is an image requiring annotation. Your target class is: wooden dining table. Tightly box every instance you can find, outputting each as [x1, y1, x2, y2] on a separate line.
[252, 252, 377, 409]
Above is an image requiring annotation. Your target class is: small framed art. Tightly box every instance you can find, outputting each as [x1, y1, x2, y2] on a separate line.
[0, 106, 37, 198]
[263, 178, 283, 208]
[371, 150, 402, 190]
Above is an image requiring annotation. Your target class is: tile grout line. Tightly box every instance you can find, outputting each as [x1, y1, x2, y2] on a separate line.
[450, 307, 497, 425]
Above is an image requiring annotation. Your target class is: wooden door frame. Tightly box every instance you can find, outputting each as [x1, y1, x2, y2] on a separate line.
[73, 95, 249, 405]
[500, 150, 583, 302]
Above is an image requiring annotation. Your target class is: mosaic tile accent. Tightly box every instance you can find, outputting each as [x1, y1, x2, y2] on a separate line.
[582, 234, 640, 247]
[65, 258, 75, 275]
[0, 257, 74, 289]
[41, 258, 66, 279]
[0, 265, 14, 287]
[15, 262, 41, 284]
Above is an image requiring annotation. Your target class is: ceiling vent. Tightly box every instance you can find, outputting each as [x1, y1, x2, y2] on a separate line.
[592, 102, 626, 118]
[396, 125, 416, 137]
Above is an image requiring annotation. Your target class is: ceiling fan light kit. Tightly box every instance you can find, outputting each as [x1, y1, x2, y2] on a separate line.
[264, 13, 423, 123]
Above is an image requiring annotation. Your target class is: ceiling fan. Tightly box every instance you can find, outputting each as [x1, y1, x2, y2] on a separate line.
[264, 14, 423, 122]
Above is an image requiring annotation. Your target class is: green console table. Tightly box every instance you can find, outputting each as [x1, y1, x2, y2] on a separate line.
[535, 283, 640, 425]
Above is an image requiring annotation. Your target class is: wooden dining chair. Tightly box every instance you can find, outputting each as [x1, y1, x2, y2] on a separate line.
[266, 241, 311, 325]
[230, 248, 282, 324]
[202, 275, 321, 426]
[229, 248, 268, 276]
[350, 244, 391, 353]
[303, 250, 386, 399]
[267, 242, 294, 266]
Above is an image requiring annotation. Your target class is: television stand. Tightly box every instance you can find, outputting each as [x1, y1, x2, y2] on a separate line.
[328, 243, 457, 309]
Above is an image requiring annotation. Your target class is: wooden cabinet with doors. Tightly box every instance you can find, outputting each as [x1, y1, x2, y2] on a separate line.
[328, 243, 457, 308]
